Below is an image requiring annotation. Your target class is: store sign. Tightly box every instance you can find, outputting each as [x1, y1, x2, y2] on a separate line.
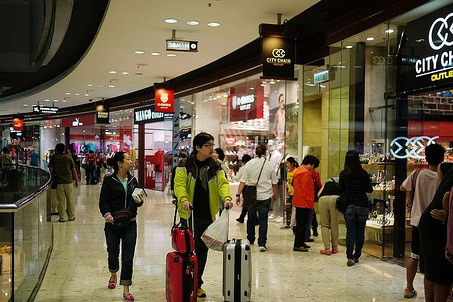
[96, 105, 110, 124]
[389, 136, 439, 159]
[225, 136, 236, 146]
[62, 115, 95, 128]
[134, 106, 173, 124]
[232, 95, 255, 111]
[399, 4, 453, 92]
[229, 83, 264, 122]
[32, 105, 59, 114]
[155, 89, 174, 113]
[13, 118, 23, 131]
[261, 36, 295, 79]
[166, 39, 198, 52]
[314, 70, 329, 84]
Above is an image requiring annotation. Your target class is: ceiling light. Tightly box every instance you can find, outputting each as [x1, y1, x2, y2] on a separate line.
[74, 93, 80, 96]
[108, 85, 115, 88]
[269, 80, 275, 84]
[84, 93, 89, 96]
[53, 99, 59, 102]
[65, 92, 71, 95]
[165, 18, 178, 24]
[207, 22, 221, 27]
[385, 29, 394, 34]
[23, 104, 28, 107]
[345, 45, 353, 49]
[186, 20, 199, 26]
[44, 99, 50, 102]
[151, 52, 161, 56]
[62, 100, 67, 103]
[366, 37, 375, 41]
[134, 50, 145, 54]
[122, 72, 129, 75]
[167, 53, 176, 57]
[87, 84, 93, 87]
[109, 71, 117, 74]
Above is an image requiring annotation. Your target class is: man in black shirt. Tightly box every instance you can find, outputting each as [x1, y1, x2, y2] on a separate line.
[174, 132, 233, 298]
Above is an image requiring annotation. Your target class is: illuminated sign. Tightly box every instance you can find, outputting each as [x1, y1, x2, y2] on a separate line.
[262, 36, 295, 79]
[155, 89, 174, 113]
[33, 105, 59, 114]
[231, 95, 254, 111]
[390, 136, 439, 159]
[314, 70, 329, 84]
[96, 105, 110, 124]
[166, 40, 198, 52]
[134, 107, 173, 124]
[13, 118, 23, 131]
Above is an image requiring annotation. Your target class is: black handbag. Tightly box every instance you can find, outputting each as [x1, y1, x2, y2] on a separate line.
[111, 209, 132, 229]
[243, 159, 266, 207]
[335, 193, 348, 213]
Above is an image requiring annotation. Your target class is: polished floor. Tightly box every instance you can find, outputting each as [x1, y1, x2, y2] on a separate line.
[35, 184, 427, 302]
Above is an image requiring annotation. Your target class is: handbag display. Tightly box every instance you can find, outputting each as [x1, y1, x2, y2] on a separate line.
[243, 159, 266, 207]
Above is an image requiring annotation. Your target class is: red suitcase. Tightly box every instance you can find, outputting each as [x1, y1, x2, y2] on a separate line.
[166, 252, 198, 302]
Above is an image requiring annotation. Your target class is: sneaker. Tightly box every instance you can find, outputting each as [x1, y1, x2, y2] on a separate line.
[320, 249, 332, 255]
[347, 259, 355, 266]
[259, 246, 267, 252]
[108, 277, 116, 289]
[197, 288, 207, 298]
[58, 219, 66, 223]
[404, 288, 417, 298]
[293, 247, 308, 252]
[332, 248, 339, 254]
[123, 293, 134, 301]
[68, 218, 75, 221]
[236, 218, 244, 223]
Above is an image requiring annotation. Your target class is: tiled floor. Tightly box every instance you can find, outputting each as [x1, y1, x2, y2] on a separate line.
[35, 184, 426, 301]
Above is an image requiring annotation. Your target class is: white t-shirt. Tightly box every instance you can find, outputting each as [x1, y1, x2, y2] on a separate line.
[401, 169, 439, 226]
[240, 157, 279, 200]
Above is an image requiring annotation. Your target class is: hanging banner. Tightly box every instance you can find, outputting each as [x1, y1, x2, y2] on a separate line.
[96, 104, 110, 124]
[155, 89, 174, 113]
[261, 36, 295, 80]
[13, 118, 24, 131]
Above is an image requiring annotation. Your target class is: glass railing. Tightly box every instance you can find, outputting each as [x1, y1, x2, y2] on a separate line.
[0, 164, 52, 301]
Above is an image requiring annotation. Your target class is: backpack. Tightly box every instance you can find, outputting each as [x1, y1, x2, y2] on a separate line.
[87, 155, 95, 169]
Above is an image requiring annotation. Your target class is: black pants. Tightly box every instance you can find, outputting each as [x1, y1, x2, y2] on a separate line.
[181, 217, 212, 287]
[104, 221, 137, 286]
[86, 168, 95, 184]
[294, 208, 311, 248]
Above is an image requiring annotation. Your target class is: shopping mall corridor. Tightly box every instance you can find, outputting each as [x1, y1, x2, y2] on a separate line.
[35, 184, 425, 302]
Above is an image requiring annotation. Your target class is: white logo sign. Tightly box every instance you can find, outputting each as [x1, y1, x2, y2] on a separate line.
[390, 136, 439, 159]
[231, 95, 254, 111]
[429, 13, 453, 50]
[272, 48, 286, 58]
[72, 118, 83, 127]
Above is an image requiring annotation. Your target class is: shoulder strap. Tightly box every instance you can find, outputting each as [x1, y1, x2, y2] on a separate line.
[256, 158, 266, 185]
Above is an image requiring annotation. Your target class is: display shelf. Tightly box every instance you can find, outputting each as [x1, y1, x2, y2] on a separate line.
[363, 163, 395, 171]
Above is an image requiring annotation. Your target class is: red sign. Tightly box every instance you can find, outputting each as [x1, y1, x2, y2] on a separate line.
[229, 80, 264, 122]
[155, 89, 174, 113]
[13, 118, 24, 131]
[62, 115, 95, 128]
[225, 136, 236, 146]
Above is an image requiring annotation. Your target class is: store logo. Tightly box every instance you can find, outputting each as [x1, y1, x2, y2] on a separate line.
[72, 118, 83, 127]
[272, 48, 286, 58]
[231, 95, 254, 111]
[389, 136, 439, 159]
[429, 13, 453, 50]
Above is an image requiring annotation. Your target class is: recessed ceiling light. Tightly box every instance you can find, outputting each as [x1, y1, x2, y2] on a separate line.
[134, 50, 145, 54]
[44, 99, 50, 102]
[345, 45, 353, 49]
[65, 92, 71, 95]
[167, 53, 176, 57]
[186, 20, 199, 26]
[53, 99, 59, 102]
[84, 93, 89, 96]
[207, 22, 221, 27]
[109, 71, 117, 74]
[122, 71, 129, 75]
[62, 100, 67, 103]
[74, 93, 80, 96]
[87, 84, 93, 87]
[385, 29, 394, 34]
[23, 104, 28, 107]
[108, 85, 115, 88]
[151, 52, 161, 56]
[165, 18, 178, 24]
[366, 37, 375, 41]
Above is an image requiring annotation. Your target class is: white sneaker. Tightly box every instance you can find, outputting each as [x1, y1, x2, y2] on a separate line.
[259, 246, 267, 252]
[274, 216, 283, 223]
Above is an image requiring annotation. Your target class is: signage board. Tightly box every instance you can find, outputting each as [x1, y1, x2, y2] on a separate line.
[96, 105, 110, 124]
[166, 40, 198, 52]
[155, 89, 174, 113]
[229, 81, 264, 122]
[33, 105, 59, 114]
[314, 70, 329, 84]
[261, 36, 295, 79]
[134, 106, 173, 124]
[62, 115, 95, 128]
[399, 4, 453, 93]
[13, 118, 23, 131]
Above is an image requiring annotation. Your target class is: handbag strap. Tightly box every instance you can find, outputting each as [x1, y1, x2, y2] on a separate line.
[255, 158, 266, 186]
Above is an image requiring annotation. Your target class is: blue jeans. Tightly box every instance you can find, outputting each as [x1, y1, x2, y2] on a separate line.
[104, 221, 137, 286]
[344, 205, 369, 260]
[247, 198, 271, 247]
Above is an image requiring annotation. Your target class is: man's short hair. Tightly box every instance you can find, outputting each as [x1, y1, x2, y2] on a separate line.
[193, 132, 214, 154]
[302, 155, 318, 166]
[55, 143, 65, 154]
[425, 143, 445, 166]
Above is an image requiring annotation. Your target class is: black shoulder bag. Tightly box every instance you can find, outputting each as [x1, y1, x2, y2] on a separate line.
[111, 183, 133, 229]
[243, 158, 266, 208]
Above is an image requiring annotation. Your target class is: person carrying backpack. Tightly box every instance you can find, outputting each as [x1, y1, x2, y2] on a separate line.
[84, 150, 97, 185]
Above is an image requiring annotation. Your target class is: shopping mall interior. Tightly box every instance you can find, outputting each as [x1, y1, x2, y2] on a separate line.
[0, 0, 452, 301]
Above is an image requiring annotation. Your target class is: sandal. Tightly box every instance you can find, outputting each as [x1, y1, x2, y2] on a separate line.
[123, 293, 135, 301]
[108, 277, 117, 289]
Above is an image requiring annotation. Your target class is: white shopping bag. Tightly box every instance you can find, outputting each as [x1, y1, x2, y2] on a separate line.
[201, 209, 229, 251]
